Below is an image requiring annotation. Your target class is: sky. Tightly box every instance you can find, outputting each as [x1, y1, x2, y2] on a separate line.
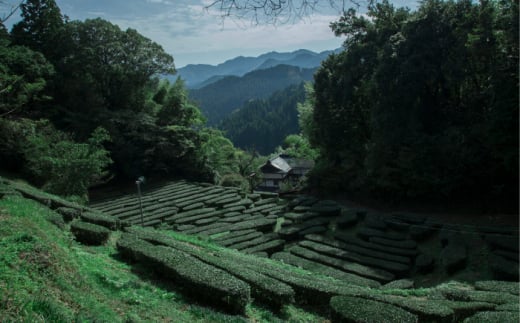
[2, 0, 418, 68]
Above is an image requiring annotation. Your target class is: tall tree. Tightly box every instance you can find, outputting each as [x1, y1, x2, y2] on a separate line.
[0, 37, 54, 117]
[11, 0, 65, 62]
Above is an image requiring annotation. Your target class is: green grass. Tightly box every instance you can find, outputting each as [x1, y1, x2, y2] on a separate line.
[0, 194, 327, 322]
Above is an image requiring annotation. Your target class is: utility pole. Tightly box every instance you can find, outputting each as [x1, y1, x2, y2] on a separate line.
[135, 176, 145, 226]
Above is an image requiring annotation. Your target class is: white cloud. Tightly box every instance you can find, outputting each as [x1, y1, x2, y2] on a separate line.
[107, 1, 343, 67]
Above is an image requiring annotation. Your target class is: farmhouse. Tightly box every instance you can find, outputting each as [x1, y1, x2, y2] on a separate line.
[257, 154, 314, 192]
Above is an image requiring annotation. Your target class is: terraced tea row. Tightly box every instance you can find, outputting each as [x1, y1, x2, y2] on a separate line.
[90, 181, 519, 288]
[2, 176, 518, 322]
[116, 226, 519, 321]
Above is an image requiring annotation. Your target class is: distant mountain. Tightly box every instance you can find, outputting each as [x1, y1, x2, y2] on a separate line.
[220, 83, 306, 155]
[175, 48, 340, 88]
[189, 64, 316, 125]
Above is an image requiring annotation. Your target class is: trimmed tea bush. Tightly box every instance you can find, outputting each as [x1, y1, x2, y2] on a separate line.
[116, 234, 251, 314]
[330, 295, 418, 323]
[368, 294, 454, 322]
[335, 234, 418, 257]
[474, 281, 520, 296]
[299, 240, 411, 275]
[271, 252, 381, 288]
[495, 303, 520, 312]
[382, 279, 415, 290]
[218, 231, 263, 247]
[80, 211, 119, 230]
[71, 221, 111, 245]
[289, 245, 395, 282]
[306, 234, 411, 265]
[463, 311, 520, 323]
[121, 229, 294, 309]
[368, 236, 417, 249]
[241, 239, 285, 255]
[55, 207, 80, 222]
[229, 233, 279, 250]
[444, 301, 497, 322]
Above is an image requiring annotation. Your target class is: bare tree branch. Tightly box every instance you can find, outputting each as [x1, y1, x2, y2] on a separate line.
[205, 0, 367, 25]
[1, 0, 24, 24]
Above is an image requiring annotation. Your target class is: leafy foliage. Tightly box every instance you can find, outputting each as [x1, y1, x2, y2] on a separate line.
[190, 65, 315, 125]
[308, 0, 518, 209]
[220, 83, 306, 155]
[279, 134, 318, 161]
[22, 120, 112, 200]
[1, 0, 240, 194]
[0, 38, 54, 117]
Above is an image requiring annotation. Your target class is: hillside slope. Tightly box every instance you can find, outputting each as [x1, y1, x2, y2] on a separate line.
[189, 65, 315, 125]
[2, 177, 519, 322]
[219, 83, 305, 154]
[0, 179, 325, 322]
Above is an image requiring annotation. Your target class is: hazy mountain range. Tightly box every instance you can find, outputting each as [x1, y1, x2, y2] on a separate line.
[174, 48, 341, 89]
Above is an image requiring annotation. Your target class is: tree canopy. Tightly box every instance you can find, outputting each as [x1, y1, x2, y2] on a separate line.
[306, 0, 518, 210]
[0, 0, 259, 201]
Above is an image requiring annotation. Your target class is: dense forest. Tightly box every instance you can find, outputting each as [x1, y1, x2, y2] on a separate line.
[0, 0, 517, 212]
[219, 83, 305, 155]
[304, 0, 518, 211]
[0, 0, 261, 202]
[188, 64, 315, 125]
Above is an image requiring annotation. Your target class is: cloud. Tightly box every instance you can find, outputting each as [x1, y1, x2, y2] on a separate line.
[106, 1, 343, 66]
[51, 0, 344, 66]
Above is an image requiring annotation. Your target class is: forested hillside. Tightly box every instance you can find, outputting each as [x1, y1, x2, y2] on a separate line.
[220, 83, 305, 154]
[304, 0, 518, 211]
[189, 65, 315, 125]
[0, 0, 261, 202]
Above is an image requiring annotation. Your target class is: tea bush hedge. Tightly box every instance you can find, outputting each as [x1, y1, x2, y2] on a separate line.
[330, 295, 418, 323]
[474, 281, 520, 296]
[79, 211, 120, 230]
[289, 245, 395, 282]
[121, 229, 294, 309]
[271, 252, 381, 288]
[463, 311, 520, 323]
[116, 233, 251, 314]
[70, 221, 111, 245]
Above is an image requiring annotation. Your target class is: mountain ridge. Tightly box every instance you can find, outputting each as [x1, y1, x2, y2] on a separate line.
[174, 48, 341, 88]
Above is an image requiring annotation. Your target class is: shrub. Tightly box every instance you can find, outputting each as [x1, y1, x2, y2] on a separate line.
[219, 173, 250, 192]
[241, 239, 285, 255]
[367, 294, 454, 322]
[463, 311, 520, 323]
[55, 207, 80, 222]
[80, 211, 120, 230]
[70, 221, 111, 245]
[330, 295, 418, 323]
[271, 252, 381, 288]
[289, 245, 395, 283]
[298, 240, 411, 276]
[116, 233, 251, 314]
[22, 121, 112, 200]
[124, 228, 295, 307]
[474, 281, 520, 296]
